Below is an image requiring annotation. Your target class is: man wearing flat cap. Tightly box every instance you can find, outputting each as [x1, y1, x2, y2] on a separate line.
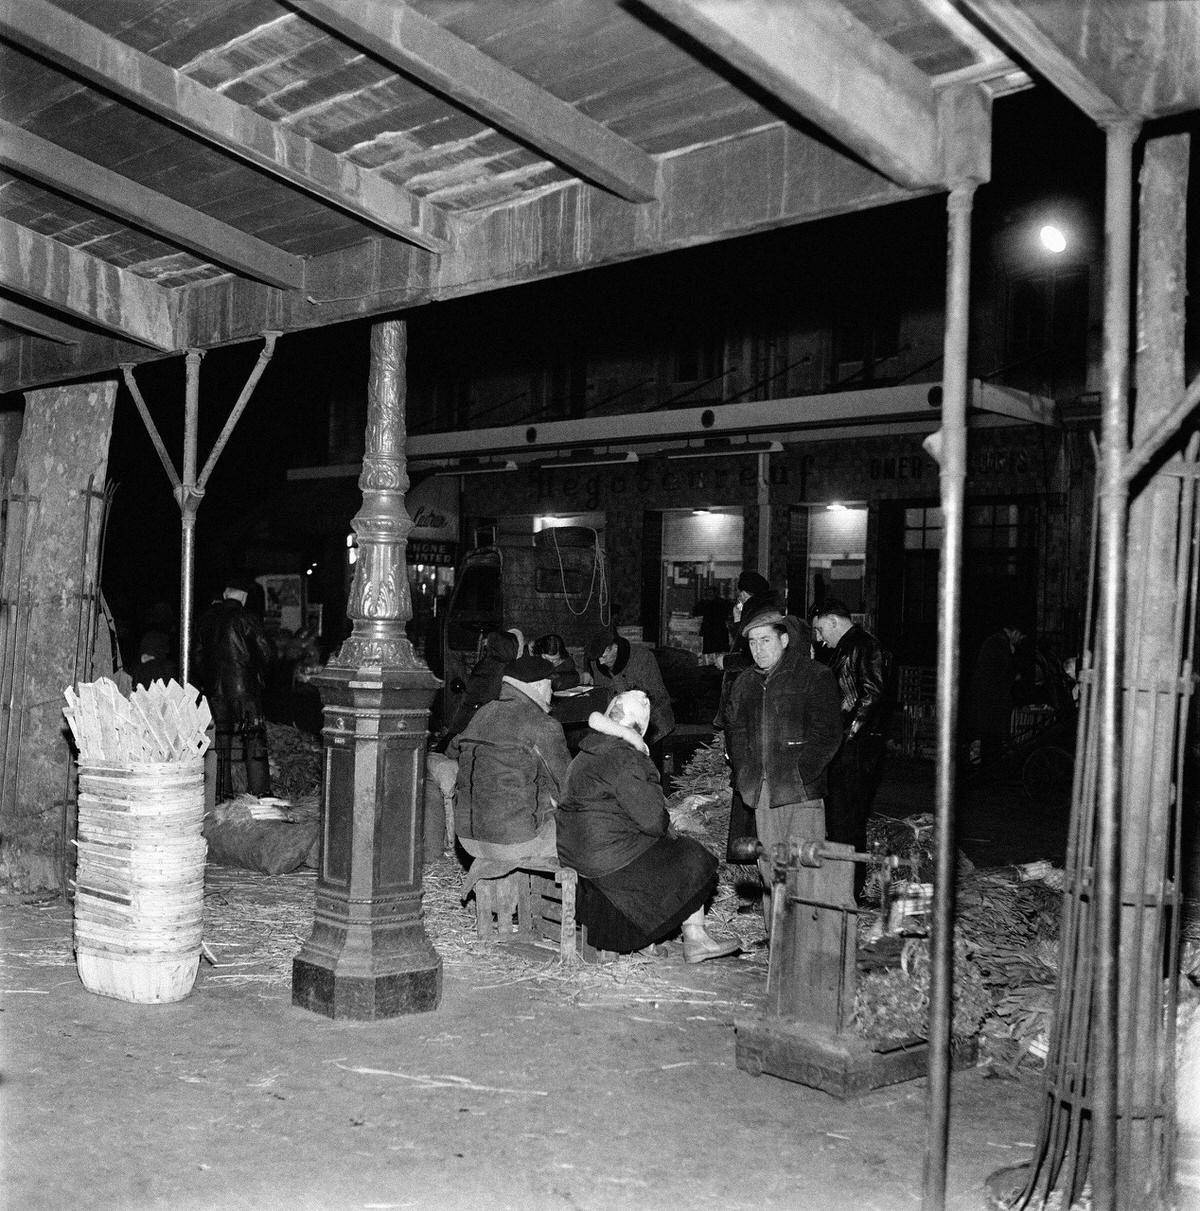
[725, 609, 842, 927]
[449, 653, 572, 882]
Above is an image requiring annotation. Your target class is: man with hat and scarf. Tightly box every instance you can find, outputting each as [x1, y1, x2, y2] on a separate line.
[725, 609, 842, 927]
[449, 652, 572, 889]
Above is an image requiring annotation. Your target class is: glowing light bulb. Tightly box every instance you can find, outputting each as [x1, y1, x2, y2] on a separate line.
[1040, 224, 1067, 254]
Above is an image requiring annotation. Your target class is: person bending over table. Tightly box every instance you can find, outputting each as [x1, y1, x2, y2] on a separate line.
[556, 691, 739, 964]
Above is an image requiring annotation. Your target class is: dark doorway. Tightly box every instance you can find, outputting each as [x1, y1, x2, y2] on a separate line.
[877, 497, 1039, 667]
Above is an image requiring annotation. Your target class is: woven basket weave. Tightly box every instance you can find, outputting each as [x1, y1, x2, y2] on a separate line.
[74, 759, 206, 1003]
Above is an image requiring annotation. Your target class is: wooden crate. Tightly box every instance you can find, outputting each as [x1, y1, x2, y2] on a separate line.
[473, 867, 578, 961]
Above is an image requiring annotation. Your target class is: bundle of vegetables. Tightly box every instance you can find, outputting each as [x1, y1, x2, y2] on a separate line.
[266, 722, 322, 799]
[853, 932, 992, 1042]
[665, 737, 732, 855]
[863, 812, 974, 903]
[956, 867, 1064, 1069]
[668, 736, 732, 804]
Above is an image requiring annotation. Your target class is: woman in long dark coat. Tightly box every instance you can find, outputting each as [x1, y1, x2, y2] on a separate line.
[556, 691, 739, 963]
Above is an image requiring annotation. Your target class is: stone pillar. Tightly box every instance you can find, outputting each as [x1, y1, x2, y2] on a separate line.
[0, 380, 117, 893]
[292, 320, 442, 1020]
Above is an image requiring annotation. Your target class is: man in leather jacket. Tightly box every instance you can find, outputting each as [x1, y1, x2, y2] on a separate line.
[812, 598, 889, 891]
[196, 576, 274, 799]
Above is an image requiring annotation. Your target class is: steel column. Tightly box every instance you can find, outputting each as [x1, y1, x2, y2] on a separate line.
[178, 349, 203, 686]
[921, 180, 975, 1211]
[1091, 119, 1139, 1211]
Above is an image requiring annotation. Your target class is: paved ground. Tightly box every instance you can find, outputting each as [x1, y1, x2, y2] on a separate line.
[1, 752, 1069, 1211]
[2, 894, 1045, 1211]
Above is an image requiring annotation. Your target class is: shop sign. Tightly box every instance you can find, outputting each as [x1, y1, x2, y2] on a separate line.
[407, 475, 459, 541]
[535, 462, 785, 506]
[869, 455, 929, 481]
[409, 539, 456, 567]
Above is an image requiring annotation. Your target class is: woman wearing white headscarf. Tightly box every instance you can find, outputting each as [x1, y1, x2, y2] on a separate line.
[556, 691, 739, 963]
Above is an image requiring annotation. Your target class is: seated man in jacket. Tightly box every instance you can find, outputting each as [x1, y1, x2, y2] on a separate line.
[557, 691, 739, 964]
[448, 653, 572, 895]
[583, 630, 675, 745]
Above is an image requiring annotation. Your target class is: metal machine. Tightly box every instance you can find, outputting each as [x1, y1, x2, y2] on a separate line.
[731, 835, 971, 1098]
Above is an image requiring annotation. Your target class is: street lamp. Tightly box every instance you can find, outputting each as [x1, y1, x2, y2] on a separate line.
[1039, 223, 1067, 254]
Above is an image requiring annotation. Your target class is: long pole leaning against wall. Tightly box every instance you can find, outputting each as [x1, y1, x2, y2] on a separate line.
[121, 333, 279, 683]
[920, 175, 976, 1211]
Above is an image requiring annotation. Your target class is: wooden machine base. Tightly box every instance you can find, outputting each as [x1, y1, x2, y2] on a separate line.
[735, 1014, 978, 1099]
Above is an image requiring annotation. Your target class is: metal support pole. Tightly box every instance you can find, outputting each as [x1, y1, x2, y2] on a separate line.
[1092, 119, 1139, 1211]
[122, 333, 278, 686]
[197, 333, 279, 492]
[177, 349, 204, 686]
[921, 180, 975, 1211]
[1124, 369, 1200, 481]
[756, 449, 771, 577]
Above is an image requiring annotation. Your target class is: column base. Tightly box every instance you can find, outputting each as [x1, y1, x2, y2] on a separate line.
[292, 915, 442, 1021]
[292, 955, 441, 1021]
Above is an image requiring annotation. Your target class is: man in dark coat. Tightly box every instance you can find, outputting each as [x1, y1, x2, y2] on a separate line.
[443, 628, 523, 741]
[195, 576, 274, 799]
[725, 611, 842, 926]
[584, 631, 675, 744]
[812, 598, 889, 895]
[967, 623, 1027, 762]
[713, 573, 783, 861]
[449, 653, 572, 891]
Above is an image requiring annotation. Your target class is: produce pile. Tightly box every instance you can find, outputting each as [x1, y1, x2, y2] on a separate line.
[266, 722, 322, 799]
[665, 737, 734, 854]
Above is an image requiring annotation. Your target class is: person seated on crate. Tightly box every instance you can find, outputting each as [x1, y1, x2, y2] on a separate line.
[582, 629, 675, 752]
[442, 627, 524, 742]
[448, 653, 572, 899]
[530, 633, 581, 692]
[556, 691, 740, 964]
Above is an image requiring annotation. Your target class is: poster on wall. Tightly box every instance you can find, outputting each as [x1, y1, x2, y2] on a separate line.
[257, 573, 304, 633]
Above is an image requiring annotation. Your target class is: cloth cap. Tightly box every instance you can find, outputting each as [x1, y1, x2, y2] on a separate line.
[503, 653, 554, 684]
[737, 571, 769, 596]
[606, 690, 650, 736]
[741, 609, 787, 637]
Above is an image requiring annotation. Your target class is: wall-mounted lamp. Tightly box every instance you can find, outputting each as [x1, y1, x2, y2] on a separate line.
[417, 458, 519, 475]
[538, 452, 638, 470]
[826, 502, 847, 512]
[665, 440, 783, 460]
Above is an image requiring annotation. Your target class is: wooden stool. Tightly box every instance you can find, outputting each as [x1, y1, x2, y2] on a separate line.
[472, 865, 578, 961]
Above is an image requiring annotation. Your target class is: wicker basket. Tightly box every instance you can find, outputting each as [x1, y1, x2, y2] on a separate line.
[73, 759, 206, 1003]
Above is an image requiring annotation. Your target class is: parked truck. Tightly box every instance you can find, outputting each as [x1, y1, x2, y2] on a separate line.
[436, 528, 610, 733]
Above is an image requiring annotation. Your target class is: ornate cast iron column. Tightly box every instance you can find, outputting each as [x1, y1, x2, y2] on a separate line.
[293, 319, 442, 1020]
